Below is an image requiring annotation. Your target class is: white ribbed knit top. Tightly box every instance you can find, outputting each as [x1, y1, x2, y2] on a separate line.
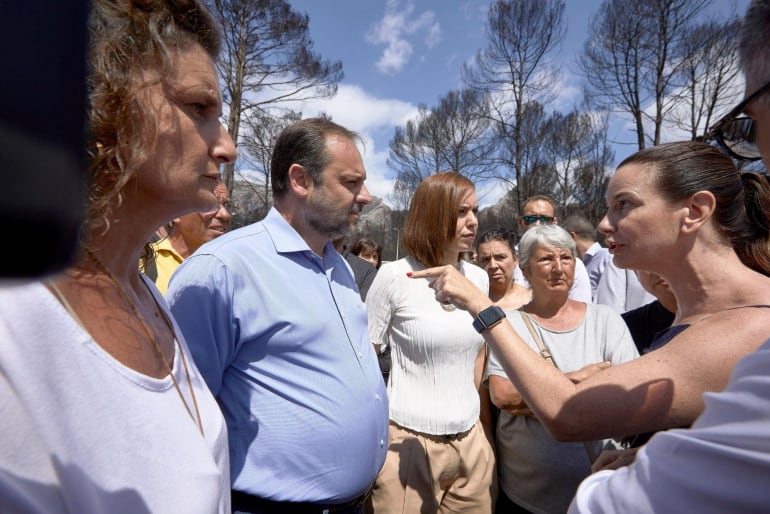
[366, 256, 489, 435]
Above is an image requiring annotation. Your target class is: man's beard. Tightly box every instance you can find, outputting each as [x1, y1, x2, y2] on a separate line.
[306, 189, 361, 239]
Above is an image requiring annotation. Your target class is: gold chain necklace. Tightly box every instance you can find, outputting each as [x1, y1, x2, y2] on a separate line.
[85, 250, 205, 436]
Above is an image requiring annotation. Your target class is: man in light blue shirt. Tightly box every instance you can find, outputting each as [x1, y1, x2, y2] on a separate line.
[167, 118, 388, 513]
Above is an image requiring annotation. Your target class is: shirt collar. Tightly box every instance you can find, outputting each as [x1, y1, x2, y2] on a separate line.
[151, 237, 183, 260]
[584, 242, 602, 257]
[263, 207, 335, 258]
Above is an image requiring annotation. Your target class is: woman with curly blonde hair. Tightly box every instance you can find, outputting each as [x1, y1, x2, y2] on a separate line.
[0, 0, 236, 512]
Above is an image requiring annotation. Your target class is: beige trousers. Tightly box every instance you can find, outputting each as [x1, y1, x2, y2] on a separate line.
[368, 420, 496, 514]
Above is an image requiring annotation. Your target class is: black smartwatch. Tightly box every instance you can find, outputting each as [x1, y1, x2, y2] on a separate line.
[472, 305, 506, 333]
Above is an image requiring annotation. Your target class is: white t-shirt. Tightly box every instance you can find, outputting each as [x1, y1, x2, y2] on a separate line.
[569, 337, 770, 514]
[486, 304, 639, 514]
[366, 256, 489, 435]
[0, 280, 230, 514]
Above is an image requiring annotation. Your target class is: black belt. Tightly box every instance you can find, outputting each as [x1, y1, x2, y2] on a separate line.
[426, 426, 473, 442]
[231, 485, 373, 514]
[395, 421, 475, 443]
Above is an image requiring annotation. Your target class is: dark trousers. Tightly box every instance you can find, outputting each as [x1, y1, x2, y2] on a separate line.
[495, 488, 535, 514]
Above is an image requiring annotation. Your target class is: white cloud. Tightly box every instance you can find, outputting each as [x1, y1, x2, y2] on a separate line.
[550, 72, 583, 111]
[366, 0, 405, 44]
[298, 83, 418, 133]
[375, 39, 414, 75]
[417, 12, 442, 49]
[366, 0, 442, 75]
[358, 132, 398, 206]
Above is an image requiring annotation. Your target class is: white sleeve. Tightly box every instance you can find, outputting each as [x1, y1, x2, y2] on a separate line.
[484, 335, 510, 381]
[569, 340, 770, 513]
[595, 305, 639, 363]
[365, 261, 398, 347]
[569, 258, 593, 303]
[594, 261, 627, 313]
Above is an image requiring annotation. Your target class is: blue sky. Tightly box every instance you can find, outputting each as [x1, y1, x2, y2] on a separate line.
[275, 0, 749, 207]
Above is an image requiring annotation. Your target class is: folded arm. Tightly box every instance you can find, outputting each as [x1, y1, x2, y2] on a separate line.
[408, 265, 766, 441]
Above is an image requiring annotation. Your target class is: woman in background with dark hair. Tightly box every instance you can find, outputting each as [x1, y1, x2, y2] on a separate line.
[475, 228, 531, 312]
[351, 237, 383, 269]
[365, 172, 495, 513]
[0, 0, 236, 512]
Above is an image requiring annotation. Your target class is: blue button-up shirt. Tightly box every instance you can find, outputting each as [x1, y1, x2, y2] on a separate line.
[167, 208, 389, 503]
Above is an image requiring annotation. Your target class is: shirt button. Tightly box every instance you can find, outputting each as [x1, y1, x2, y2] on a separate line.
[375, 394, 380, 401]
[380, 439, 385, 447]
[358, 352, 363, 358]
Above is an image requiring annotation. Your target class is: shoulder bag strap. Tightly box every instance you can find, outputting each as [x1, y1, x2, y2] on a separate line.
[520, 311, 554, 365]
[518, 310, 598, 464]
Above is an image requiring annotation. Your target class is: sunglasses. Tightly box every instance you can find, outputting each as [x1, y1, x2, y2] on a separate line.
[708, 79, 770, 161]
[521, 215, 555, 225]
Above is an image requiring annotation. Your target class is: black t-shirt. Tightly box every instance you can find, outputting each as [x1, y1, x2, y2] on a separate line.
[622, 300, 676, 355]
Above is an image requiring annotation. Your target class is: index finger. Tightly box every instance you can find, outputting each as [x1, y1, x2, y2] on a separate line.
[407, 267, 445, 279]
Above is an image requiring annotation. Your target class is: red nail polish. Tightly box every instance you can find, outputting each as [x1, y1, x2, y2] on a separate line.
[406, 272, 413, 277]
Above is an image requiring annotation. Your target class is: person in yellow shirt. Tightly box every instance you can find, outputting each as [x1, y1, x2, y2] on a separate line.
[148, 179, 232, 293]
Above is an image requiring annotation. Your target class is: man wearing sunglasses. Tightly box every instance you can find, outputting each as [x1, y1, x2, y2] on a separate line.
[517, 195, 559, 230]
[569, 2, 770, 512]
[513, 195, 593, 303]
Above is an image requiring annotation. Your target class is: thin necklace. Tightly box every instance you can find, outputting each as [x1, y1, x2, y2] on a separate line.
[85, 250, 205, 436]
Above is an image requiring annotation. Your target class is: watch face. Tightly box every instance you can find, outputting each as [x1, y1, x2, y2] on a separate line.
[479, 306, 504, 325]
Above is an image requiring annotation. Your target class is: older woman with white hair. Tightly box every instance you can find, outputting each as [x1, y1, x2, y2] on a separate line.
[485, 224, 639, 514]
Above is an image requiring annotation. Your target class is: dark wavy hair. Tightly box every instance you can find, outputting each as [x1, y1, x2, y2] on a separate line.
[350, 238, 382, 268]
[618, 141, 770, 275]
[86, 0, 220, 249]
[403, 172, 475, 268]
[476, 228, 517, 252]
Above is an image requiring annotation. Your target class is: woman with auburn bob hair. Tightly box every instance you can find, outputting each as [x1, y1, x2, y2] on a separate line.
[0, 0, 236, 512]
[409, 142, 770, 467]
[365, 172, 496, 513]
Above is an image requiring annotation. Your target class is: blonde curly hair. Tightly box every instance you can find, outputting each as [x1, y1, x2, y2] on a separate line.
[85, 0, 220, 259]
